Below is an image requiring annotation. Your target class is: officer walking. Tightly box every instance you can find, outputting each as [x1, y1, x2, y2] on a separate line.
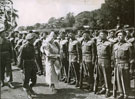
[18, 33, 37, 98]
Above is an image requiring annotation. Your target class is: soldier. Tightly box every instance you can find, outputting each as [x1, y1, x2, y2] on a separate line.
[76, 30, 84, 43]
[8, 31, 17, 65]
[129, 30, 135, 78]
[59, 32, 69, 82]
[112, 30, 134, 99]
[15, 31, 22, 46]
[15, 31, 27, 69]
[107, 30, 118, 44]
[125, 29, 132, 42]
[33, 32, 44, 75]
[40, 32, 48, 54]
[67, 32, 80, 87]
[0, 31, 14, 88]
[80, 32, 96, 91]
[14, 31, 24, 56]
[18, 33, 37, 97]
[94, 30, 112, 98]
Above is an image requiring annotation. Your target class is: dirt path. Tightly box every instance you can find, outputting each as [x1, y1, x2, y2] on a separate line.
[1, 66, 135, 99]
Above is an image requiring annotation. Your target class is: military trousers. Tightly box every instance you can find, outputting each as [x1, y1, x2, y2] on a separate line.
[82, 61, 94, 86]
[61, 58, 69, 79]
[68, 61, 80, 83]
[96, 58, 112, 91]
[35, 53, 43, 73]
[115, 63, 130, 95]
[23, 60, 37, 89]
[0, 53, 13, 83]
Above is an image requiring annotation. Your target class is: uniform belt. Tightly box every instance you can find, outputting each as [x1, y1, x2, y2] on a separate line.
[69, 52, 77, 55]
[98, 57, 109, 59]
[116, 59, 128, 63]
[1, 51, 9, 53]
[24, 59, 35, 61]
[82, 53, 91, 55]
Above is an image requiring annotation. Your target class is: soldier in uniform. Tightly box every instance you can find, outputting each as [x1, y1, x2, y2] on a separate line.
[76, 30, 84, 43]
[0, 31, 14, 88]
[8, 31, 17, 65]
[125, 29, 132, 42]
[59, 32, 69, 82]
[107, 30, 118, 44]
[112, 30, 134, 99]
[18, 33, 37, 97]
[130, 30, 135, 78]
[80, 32, 96, 91]
[94, 30, 112, 98]
[14, 31, 24, 56]
[67, 32, 80, 87]
[33, 32, 44, 75]
[15, 31, 28, 69]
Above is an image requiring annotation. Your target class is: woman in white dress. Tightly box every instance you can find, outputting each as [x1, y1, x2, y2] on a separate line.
[41, 32, 61, 92]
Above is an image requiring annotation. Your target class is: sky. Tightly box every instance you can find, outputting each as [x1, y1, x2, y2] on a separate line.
[12, 0, 105, 26]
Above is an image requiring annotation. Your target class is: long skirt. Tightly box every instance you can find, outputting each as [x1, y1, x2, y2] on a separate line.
[45, 58, 61, 85]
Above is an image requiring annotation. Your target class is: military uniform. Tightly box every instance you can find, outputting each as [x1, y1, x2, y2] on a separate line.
[125, 37, 135, 77]
[95, 38, 112, 95]
[0, 36, 13, 86]
[9, 37, 17, 65]
[81, 39, 96, 89]
[15, 38, 23, 55]
[108, 37, 118, 44]
[34, 38, 43, 75]
[113, 41, 133, 98]
[68, 39, 80, 86]
[18, 34, 37, 91]
[59, 39, 69, 82]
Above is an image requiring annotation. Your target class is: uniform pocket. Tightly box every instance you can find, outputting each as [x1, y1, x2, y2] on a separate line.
[118, 48, 128, 59]
[124, 63, 129, 69]
[101, 45, 108, 55]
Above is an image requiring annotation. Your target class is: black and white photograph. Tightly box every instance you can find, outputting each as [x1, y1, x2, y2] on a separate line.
[0, 0, 135, 99]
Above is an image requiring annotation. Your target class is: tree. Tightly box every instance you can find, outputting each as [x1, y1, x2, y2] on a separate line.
[100, 0, 134, 27]
[18, 26, 26, 31]
[75, 11, 91, 29]
[26, 26, 34, 30]
[0, 0, 19, 32]
[74, 0, 134, 29]
[48, 17, 56, 24]
[64, 12, 75, 27]
[34, 23, 41, 29]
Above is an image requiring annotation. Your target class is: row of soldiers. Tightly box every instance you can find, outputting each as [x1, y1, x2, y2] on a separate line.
[0, 27, 135, 99]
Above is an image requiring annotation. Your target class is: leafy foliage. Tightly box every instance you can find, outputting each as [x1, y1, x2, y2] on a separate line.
[19, 0, 134, 31]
